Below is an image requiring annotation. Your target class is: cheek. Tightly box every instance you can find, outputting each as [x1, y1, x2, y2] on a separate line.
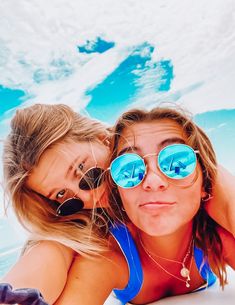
[183, 188, 201, 211]
[78, 190, 94, 208]
[184, 165, 204, 199]
[181, 176, 203, 213]
[93, 183, 107, 204]
[118, 188, 135, 212]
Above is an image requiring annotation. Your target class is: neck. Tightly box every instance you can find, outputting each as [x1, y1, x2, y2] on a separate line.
[137, 222, 193, 260]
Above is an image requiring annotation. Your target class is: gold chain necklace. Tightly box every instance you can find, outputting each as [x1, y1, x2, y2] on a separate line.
[138, 233, 194, 288]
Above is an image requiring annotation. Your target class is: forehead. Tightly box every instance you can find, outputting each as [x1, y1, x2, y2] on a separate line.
[118, 119, 187, 151]
[26, 140, 91, 194]
[44, 140, 91, 161]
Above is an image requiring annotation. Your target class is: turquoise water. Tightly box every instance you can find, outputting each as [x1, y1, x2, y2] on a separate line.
[0, 247, 21, 278]
[0, 39, 235, 277]
[0, 85, 25, 116]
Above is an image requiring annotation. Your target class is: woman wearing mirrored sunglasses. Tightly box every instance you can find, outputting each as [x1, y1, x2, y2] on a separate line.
[54, 106, 235, 305]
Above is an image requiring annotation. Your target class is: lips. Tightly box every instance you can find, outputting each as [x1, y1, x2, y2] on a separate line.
[139, 201, 175, 207]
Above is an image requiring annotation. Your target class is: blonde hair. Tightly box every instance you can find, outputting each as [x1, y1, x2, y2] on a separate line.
[3, 104, 110, 256]
[107, 106, 227, 287]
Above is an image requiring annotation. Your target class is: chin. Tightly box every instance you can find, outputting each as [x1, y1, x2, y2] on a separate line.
[140, 223, 177, 237]
[147, 229, 172, 237]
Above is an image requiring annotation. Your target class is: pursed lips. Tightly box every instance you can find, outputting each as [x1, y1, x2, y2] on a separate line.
[139, 201, 176, 207]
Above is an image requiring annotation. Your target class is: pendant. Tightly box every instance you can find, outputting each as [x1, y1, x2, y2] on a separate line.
[180, 266, 190, 278]
[185, 274, 191, 288]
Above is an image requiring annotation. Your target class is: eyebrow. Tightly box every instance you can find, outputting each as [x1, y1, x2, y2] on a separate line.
[118, 137, 185, 156]
[45, 155, 80, 199]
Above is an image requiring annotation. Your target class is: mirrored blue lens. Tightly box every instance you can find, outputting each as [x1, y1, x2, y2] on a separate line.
[110, 153, 146, 188]
[158, 144, 196, 179]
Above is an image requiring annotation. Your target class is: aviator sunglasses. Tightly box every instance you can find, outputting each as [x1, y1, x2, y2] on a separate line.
[110, 143, 199, 189]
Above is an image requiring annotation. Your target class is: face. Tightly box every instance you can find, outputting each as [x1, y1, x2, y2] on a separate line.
[116, 120, 204, 236]
[27, 140, 109, 210]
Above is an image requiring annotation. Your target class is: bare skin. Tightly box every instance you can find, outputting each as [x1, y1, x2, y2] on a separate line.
[2, 241, 74, 304]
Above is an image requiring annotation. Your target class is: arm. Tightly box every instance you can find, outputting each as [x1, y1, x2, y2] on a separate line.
[205, 165, 235, 236]
[217, 226, 235, 269]
[54, 248, 128, 305]
[1, 240, 74, 304]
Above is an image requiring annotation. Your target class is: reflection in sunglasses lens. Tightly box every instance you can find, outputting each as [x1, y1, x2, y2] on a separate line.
[158, 145, 196, 179]
[111, 154, 146, 188]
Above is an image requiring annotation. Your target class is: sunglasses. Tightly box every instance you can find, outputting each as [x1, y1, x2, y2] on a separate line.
[56, 166, 105, 216]
[110, 144, 199, 189]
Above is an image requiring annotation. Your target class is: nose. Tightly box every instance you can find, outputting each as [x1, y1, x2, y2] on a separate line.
[64, 180, 83, 201]
[142, 162, 169, 191]
[67, 182, 90, 205]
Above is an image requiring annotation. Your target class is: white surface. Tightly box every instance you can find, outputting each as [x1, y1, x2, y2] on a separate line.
[104, 268, 235, 305]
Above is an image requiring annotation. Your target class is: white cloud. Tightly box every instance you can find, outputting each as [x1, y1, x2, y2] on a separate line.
[0, 0, 234, 113]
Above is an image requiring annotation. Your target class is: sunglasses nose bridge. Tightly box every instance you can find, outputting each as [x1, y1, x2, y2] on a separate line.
[143, 154, 159, 174]
[73, 190, 80, 199]
[142, 161, 169, 190]
[143, 152, 160, 170]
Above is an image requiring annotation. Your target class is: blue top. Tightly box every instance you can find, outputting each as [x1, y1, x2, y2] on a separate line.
[110, 223, 217, 305]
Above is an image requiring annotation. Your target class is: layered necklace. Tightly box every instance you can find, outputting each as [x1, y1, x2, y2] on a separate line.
[138, 233, 194, 288]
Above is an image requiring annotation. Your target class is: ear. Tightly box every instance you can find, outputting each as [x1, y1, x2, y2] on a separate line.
[201, 187, 213, 202]
[201, 188, 207, 199]
[201, 184, 206, 198]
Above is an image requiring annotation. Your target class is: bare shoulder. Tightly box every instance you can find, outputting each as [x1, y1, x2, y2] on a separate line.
[19, 239, 75, 276]
[26, 240, 75, 267]
[3, 240, 75, 304]
[54, 237, 129, 305]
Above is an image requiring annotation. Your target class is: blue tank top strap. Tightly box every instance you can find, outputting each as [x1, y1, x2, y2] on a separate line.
[194, 245, 217, 288]
[110, 223, 143, 304]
